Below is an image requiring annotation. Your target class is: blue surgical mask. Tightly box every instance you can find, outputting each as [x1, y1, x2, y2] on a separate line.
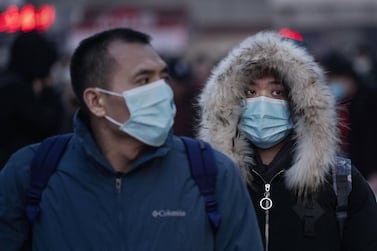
[239, 96, 293, 149]
[329, 81, 346, 102]
[96, 79, 176, 146]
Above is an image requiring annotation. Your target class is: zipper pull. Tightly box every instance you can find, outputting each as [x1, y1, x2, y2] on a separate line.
[260, 183, 273, 210]
[260, 183, 272, 251]
[115, 176, 122, 193]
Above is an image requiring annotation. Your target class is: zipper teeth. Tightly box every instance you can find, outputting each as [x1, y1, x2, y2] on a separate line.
[251, 169, 285, 184]
[265, 210, 269, 251]
[114, 175, 124, 251]
[251, 169, 285, 251]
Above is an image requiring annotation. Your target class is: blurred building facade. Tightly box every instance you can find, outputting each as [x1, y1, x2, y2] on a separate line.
[1, 0, 377, 64]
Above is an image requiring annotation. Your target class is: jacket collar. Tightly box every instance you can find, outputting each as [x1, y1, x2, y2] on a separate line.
[73, 111, 173, 174]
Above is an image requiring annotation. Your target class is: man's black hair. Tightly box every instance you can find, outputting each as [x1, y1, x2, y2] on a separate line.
[70, 28, 151, 110]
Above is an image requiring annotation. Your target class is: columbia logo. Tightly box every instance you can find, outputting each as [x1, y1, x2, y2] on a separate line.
[152, 210, 186, 218]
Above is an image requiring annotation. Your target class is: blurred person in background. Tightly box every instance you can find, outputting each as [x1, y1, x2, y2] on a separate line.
[190, 52, 217, 94]
[165, 56, 197, 137]
[0, 31, 65, 169]
[166, 53, 218, 137]
[320, 51, 377, 197]
[52, 53, 79, 132]
[352, 44, 377, 89]
[197, 30, 377, 251]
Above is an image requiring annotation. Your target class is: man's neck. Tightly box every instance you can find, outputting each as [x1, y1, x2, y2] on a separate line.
[91, 119, 146, 173]
[103, 140, 146, 173]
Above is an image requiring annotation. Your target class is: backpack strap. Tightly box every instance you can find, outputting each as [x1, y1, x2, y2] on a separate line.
[292, 199, 324, 237]
[26, 133, 73, 223]
[180, 136, 221, 234]
[332, 156, 352, 238]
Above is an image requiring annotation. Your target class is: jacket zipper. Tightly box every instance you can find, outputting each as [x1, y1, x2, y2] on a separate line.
[251, 169, 285, 251]
[115, 175, 125, 251]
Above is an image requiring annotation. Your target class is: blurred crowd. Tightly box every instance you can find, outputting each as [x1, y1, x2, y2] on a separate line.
[317, 48, 377, 196]
[0, 29, 377, 197]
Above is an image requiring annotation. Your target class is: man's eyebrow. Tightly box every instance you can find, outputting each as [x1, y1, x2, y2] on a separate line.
[133, 69, 154, 77]
[133, 66, 169, 77]
[160, 67, 169, 75]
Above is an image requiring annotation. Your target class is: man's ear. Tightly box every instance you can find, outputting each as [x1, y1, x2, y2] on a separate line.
[83, 88, 106, 117]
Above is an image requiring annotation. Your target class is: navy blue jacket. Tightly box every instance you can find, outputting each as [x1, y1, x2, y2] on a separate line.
[0, 115, 263, 251]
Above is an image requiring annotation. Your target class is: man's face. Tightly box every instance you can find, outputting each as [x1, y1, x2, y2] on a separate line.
[102, 41, 169, 123]
[244, 75, 288, 100]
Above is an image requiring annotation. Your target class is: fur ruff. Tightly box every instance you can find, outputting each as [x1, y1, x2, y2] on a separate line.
[198, 31, 340, 195]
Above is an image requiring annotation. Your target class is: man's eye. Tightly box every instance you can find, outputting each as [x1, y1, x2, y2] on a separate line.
[162, 75, 171, 82]
[137, 78, 149, 85]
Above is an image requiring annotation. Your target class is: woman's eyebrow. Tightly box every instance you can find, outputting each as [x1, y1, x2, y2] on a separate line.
[270, 80, 283, 85]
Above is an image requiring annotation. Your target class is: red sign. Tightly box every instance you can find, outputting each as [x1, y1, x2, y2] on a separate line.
[0, 4, 55, 33]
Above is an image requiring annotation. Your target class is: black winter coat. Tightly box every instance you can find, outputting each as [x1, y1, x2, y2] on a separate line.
[249, 140, 377, 251]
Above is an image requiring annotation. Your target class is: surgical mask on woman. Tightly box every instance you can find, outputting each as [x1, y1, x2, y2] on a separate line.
[239, 96, 293, 149]
[96, 79, 176, 147]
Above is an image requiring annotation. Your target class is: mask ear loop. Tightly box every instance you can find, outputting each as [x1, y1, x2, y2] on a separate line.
[94, 88, 125, 127]
[104, 116, 123, 127]
[94, 87, 123, 97]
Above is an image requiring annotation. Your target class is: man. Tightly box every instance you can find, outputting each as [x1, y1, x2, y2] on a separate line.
[197, 31, 377, 251]
[0, 28, 263, 250]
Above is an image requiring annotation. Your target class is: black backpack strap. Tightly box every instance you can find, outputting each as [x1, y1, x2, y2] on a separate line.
[25, 133, 73, 223]
[293, 199, 324, 237]
[332, 156, 352, 238]
[180, 136, 221, 234]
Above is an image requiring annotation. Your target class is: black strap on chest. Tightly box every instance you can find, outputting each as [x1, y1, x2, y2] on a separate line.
[293, 156, 352, 238]
[332, 156, 352, 238]
[293, 199, 324, 237]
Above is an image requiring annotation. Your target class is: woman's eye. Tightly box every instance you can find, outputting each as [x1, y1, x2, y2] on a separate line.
[272, 89, 287, 97]
[245, 89, 255, 96]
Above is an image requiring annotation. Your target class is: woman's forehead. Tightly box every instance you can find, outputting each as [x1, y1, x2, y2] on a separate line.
[249, 74, 283, 86]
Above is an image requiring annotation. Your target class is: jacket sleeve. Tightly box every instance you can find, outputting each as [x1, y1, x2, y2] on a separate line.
[0, 147, 33, 251]
[342, 166, 377, 251]
[213, 151, 264, 251]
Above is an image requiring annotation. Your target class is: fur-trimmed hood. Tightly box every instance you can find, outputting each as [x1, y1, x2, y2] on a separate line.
[198, 31, 339, 194]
